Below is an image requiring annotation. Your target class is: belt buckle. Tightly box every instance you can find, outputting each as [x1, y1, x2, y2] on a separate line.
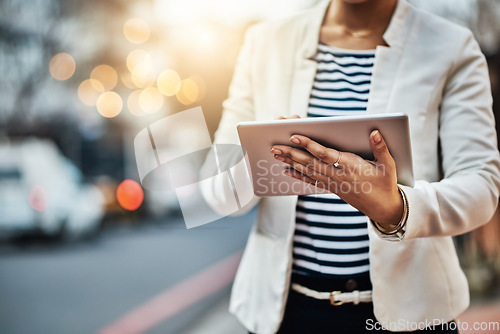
[330, 291, 343, 306]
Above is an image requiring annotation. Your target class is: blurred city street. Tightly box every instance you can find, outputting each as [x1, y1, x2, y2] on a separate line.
[2, 0, 500, 334]
[0, 211, 253, 334]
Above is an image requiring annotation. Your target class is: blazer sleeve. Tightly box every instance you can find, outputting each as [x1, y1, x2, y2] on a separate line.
[380, 31, 500, 240]
[199, 27, 261, 216]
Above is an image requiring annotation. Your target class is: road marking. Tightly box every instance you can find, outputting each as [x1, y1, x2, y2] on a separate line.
[99, 251, 243, 334]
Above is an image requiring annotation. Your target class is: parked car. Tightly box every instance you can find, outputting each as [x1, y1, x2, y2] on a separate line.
[0, 138, 104, 239]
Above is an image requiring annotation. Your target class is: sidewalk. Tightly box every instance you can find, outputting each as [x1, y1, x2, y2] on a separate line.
[459, 302, 500, 334]
[184, 291, 500, 334]
[178, 290, 245, 334]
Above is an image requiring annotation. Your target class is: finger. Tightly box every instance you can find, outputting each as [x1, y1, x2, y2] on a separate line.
[272, 145, 330, 175]
[369, 130, 394, 166]
[284, 167, 331, 191]
[289, 114, 301, 119]
[288, 135, 342, 167]
[274, 153, 332, 180]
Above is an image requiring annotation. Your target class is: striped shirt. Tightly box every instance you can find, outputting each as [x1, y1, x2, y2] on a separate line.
[292, 43, 376, 277]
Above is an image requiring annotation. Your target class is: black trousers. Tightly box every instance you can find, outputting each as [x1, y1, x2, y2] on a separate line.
[251, 273, 459, 334]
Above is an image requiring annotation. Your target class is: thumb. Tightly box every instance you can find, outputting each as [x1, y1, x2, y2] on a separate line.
[369, 130, 392, 165]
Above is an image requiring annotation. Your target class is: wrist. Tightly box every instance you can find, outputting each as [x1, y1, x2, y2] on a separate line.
[371, 186, 409, 236]
[384, 188, 405, 227]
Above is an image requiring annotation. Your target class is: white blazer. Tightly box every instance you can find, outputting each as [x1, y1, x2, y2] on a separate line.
[201, 0, 500, 332]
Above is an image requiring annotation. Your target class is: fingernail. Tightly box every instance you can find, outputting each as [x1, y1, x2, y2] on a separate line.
[271, 147, 282, 154]
[290, 136, 300, 144]
[373, 131, 382, 144]
[274, 155, 285, 162]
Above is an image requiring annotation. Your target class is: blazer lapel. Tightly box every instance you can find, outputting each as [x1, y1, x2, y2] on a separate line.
[288, 58, 317, 118]
[367, 0, 413, 115]
[287, 0, 413, 117]
[288, 0, 331, 118]
[366, 46, 402, 115]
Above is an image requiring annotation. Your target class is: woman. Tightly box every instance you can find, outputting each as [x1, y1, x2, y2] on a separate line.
[201, 0, 500, 333]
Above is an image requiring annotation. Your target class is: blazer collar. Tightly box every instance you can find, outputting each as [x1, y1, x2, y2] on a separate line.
[302, 0, 331, 60]
[383, 0, 412, 48]
[289, 0, 413, 117]
[302, 0, 412, 59]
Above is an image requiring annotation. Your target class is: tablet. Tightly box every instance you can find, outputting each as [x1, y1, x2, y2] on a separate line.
[237, 113, 414, 196]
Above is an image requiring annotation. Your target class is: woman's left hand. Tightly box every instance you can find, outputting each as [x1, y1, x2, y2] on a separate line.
[270, 130, 404, 227]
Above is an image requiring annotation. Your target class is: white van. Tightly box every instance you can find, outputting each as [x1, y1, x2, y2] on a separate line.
[0, 138, 104, 239]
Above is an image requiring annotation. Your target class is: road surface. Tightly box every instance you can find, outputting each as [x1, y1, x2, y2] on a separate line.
[0, 211, 254, 334]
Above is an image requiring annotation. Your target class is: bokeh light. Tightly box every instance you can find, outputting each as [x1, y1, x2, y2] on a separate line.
[121, 72, 136, 89]
[157, 69, 181, 96]
[91, 64, 118, 91]
[78, 79, 105, 106]
[176, 77, 199, 105]
[123, 18, 151, 44]
[139, 87, 164, 114]
[131, 72, 156, 88]
[127, 49, 152, 76]
[127, 89, 144, 116]
[190, 75, 206, 101]
[49, 53, 76, 81]
[116, 179, 144, 211]
[96, 91, 123, 118]
[29, 185, 48, 212]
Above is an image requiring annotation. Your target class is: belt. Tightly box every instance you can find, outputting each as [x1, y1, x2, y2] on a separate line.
[291, 283, 372, 306]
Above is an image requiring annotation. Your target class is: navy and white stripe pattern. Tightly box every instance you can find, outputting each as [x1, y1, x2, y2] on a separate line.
[308, 43, 374, 117]
[292, 43, 376, 277]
